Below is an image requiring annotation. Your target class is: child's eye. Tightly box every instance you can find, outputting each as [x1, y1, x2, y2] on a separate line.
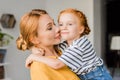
[68, 23, 73, 26]
[58, 23, 63, 26]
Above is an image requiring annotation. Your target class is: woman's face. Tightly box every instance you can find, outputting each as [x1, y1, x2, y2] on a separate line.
[37, 14, 61, 47]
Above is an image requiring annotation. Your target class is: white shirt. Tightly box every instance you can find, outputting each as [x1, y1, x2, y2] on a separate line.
[58, 36, 103, 75]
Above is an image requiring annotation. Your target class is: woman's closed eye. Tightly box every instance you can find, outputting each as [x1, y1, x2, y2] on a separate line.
[47, 26, 52, 30]
[47, 22, 56, 30]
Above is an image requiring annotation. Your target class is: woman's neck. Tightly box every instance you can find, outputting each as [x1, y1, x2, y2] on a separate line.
[38, 45, 58, 57]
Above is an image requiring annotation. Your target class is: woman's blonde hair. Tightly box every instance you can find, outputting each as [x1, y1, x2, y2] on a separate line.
[16, 9, 48, 51]
[58, 8, 91, 36]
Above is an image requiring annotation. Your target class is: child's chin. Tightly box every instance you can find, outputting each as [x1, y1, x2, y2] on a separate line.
[61, 37, 68, 40]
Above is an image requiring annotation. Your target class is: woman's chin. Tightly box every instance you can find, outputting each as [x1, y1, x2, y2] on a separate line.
[54, 40, 61, 45]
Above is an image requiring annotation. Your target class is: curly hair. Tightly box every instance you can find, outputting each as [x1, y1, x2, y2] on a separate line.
[58, 8, 91, 37]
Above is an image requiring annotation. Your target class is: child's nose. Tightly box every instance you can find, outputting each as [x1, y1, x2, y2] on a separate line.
[60, 25, 67, 30]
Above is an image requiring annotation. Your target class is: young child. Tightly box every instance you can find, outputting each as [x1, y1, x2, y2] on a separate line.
[26, 8, 112, 80]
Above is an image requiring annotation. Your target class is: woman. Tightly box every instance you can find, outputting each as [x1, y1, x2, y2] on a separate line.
[16, 9, 80, 80]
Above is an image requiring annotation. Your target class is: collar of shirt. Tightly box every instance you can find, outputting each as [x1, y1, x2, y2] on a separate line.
[70, 36, 86, 47]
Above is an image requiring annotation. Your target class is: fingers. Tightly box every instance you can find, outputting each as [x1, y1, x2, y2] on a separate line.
[25, 54, 33, 69]
[31, 47, 45, 56]
[25, 62, 31, 69]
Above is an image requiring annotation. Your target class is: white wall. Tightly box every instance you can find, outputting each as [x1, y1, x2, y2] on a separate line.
[94, 0, 105, 58]
[0, 0, 103, 80]
[94, 0, 102, 57]
[0, 0, 46, 80]
[46, 0, 94, 44]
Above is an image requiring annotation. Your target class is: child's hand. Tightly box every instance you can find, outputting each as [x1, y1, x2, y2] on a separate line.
[25, 53, 41, 68]
[31, 47, 45, 56]
[25, 54, 33, 69]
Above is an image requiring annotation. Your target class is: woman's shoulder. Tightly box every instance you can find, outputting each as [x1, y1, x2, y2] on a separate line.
[30, 61, 48, 69]
[30, 61, 80, 80]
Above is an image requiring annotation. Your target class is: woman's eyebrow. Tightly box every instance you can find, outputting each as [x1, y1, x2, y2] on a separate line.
[46, 22, 52, 26]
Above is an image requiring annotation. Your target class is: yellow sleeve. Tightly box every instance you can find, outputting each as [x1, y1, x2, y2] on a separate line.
[30, 61, 50, 80]
[30, 61, 80, 80]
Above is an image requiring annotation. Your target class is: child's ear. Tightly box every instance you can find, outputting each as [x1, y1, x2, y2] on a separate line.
[79, 26, 85, 34]
[29, 36, 40, 44]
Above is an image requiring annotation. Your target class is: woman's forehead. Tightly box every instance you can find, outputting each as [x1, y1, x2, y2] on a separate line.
[38, 14, 53, 28]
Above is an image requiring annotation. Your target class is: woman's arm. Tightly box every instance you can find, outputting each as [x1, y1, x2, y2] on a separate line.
[30, 61, 44, 80]
[26, 53, 66, 69]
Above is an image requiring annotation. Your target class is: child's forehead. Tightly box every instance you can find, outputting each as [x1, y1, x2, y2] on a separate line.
[60, 12, 80, 19]
[60, 13, 76, 18]
[60, 13, 80, 20]
[61, 12, 74, 15]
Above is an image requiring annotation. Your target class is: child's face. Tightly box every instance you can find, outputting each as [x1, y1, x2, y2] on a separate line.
[58, 13, 84, 43]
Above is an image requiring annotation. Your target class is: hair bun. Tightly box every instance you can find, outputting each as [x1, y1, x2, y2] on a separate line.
[16, 35, 27, 51]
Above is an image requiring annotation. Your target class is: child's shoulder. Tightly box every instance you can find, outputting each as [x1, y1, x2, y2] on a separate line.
[73, 36, 88, 45]
[58, 41, 68, 48]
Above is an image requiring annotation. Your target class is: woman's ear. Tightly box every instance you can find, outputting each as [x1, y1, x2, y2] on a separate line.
[29, 36, 40, 44]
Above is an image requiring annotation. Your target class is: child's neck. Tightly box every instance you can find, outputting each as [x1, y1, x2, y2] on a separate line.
[67, 40, 73, 46]
[67, 36, 82, 46]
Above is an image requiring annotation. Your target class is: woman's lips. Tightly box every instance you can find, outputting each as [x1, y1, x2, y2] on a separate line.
[55, 35, 61, 39]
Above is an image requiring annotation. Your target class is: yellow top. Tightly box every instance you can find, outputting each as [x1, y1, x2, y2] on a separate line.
[30, 56, 80, 80]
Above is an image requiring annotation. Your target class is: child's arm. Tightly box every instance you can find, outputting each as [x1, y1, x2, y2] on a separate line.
[25, 53, 66, 69]
[31, 47, 45, 55]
